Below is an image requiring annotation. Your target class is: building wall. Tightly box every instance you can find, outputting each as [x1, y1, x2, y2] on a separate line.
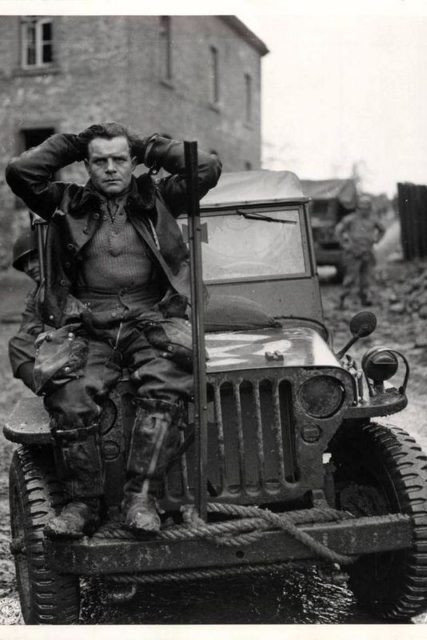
[0, 15, 264, 265]
[125, 16, 262, 166]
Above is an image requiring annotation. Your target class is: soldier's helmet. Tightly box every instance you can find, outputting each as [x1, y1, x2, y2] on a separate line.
[12, 229, 37, 272]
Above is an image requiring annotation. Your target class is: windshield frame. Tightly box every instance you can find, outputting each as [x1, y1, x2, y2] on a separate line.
[196, 204, 312, 284]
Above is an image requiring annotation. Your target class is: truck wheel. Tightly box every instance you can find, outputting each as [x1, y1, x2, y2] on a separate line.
[330, 422, 427, 621]
[9, 445, 81, 624]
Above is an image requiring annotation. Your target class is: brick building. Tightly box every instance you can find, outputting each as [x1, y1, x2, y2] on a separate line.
[0, 15, 268, 264]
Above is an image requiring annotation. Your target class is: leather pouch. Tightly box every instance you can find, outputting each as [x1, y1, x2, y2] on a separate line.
[33, 323, 88, 394]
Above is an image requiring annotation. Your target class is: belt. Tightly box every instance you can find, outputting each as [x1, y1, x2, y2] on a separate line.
[75, 285, 161, 303]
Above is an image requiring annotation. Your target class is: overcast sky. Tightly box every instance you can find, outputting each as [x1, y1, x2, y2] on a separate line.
[242, 12, 427, 196]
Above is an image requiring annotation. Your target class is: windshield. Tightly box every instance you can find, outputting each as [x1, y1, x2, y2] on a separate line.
[181, 208, 306, 282]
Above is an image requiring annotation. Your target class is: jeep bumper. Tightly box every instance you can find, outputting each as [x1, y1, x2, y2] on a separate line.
[44, 512, 412, 576]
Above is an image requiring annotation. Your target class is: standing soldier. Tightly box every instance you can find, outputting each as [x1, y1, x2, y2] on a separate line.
[336, 193, 385, 308]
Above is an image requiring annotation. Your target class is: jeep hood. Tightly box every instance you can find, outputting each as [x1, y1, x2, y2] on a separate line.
[205, 326, 339, 373]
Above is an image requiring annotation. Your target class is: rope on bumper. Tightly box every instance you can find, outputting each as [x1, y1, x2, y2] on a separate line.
[107, 560, 305, 585]
[93, 504, 355, 565]
[204, 503, 355, 565]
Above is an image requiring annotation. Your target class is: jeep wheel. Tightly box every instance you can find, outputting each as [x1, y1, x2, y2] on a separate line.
[330, 421, 427, 621]
[9, 446, 81, 624]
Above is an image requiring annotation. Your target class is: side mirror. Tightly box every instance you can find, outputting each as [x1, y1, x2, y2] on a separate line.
[349, 311, 377, 338]
[336, 311, 377, 360]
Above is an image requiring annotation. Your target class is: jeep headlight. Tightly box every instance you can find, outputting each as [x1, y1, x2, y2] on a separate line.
[298, 375, 345, 418]
[362, 348, 398, 383]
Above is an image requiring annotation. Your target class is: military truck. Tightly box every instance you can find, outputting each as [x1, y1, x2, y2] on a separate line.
[4, 166, 427, 624]
[301, 178, 358, 280]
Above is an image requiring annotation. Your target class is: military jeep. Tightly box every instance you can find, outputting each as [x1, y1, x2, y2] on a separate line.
[4, 168, 427, 624]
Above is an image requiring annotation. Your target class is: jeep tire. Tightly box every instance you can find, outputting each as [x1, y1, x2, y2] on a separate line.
[330, 421, 427, 621]
[9, 445, 80, 624]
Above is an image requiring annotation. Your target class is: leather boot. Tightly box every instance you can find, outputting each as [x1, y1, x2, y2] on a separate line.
[122, 493, 161, 533]
[122, 399, 183, 534]
[44, 498, 101, 539]
[44, 422, 104, 539]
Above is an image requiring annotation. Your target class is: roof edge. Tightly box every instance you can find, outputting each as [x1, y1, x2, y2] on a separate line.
[219, 16, 269, 56]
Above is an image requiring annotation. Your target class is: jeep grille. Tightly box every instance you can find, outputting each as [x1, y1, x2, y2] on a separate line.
[165, 373, 299, 505]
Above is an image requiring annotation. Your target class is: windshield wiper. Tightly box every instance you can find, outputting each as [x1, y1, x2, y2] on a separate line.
[237, 210, 297, 224]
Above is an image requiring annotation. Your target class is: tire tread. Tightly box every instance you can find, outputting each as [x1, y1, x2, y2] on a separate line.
[9, 445, 80, 624]
[332, 421, 427, 620]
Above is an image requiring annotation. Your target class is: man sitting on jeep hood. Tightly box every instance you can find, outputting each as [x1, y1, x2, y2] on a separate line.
[5, 123, 221, 539]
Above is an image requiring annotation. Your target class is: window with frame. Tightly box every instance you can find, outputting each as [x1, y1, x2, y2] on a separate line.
[20, 127, 55, 151]
[245, 73, 252, 123]
[159, 16, 172, 81]
[21, 17, 54, 68]
[209, 46, 219, 104]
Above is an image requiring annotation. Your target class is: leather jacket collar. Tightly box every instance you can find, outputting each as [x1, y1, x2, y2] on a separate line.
[70, 174, 156, 217]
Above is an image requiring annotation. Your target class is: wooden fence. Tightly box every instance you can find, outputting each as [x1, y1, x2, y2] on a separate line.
[398, 182, 427, 260]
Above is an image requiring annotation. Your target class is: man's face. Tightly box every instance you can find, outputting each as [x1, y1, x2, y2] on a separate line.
[358, 196, 372, 215]
[85, 136, 136, 197]
[24, 255, 40, 283]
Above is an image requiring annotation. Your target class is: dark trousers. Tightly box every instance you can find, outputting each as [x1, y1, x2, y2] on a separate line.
[41, 289, 193, 429]
[341, 249, 376, 303]
[38, 290, 193, 500]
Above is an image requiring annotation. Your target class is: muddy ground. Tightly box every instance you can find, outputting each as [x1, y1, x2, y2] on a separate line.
[0, 264, 426, 624]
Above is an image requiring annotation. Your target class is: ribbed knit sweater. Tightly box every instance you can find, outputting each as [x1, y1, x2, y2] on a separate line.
[78, 196, 158, 293]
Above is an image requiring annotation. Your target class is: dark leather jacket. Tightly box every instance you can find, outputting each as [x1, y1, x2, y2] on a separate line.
[6, 133, 221, 327]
